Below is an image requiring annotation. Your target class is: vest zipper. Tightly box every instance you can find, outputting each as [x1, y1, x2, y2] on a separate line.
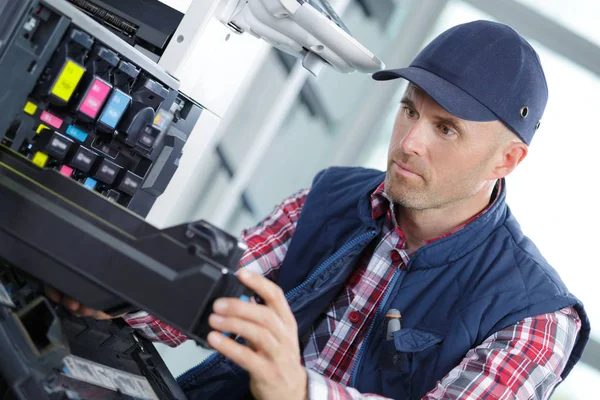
[284, 230, 377, 300]
[176, 349, 218, 384]
[350, 257, 413, 387]
[176, 229, 378, 385]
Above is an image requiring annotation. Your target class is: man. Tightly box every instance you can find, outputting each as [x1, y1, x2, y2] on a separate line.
[48, 20, 590, 399]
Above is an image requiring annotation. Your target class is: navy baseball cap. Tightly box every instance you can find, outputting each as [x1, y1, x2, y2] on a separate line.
[373, 20, 548, 145]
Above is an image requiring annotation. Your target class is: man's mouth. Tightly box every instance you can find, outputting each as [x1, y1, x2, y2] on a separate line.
[392, 161, 421, 178]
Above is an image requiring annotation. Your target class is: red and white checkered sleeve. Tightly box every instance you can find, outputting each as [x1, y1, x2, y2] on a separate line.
[121, 310, 188, 347]
[424, 306, 581, 400]
[122, 188, 310, 347]
[238, 188, 310, 280]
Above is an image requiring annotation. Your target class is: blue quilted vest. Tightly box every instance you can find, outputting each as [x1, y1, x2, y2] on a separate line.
[179, 167, 590, 399]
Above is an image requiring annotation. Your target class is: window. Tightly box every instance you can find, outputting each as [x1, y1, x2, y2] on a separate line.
[514, 0, 600, 47]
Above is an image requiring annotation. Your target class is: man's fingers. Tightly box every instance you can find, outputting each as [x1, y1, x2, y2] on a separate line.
[207, 331, 268, 376]
[62, 296, 81, 313]
[44, 286, 124, 320]
[94, 312, 117, 320]
[213, 299, 288, 340]
[44, 286, 63, 303]
[92, 309, 126, 320]
[45, 287, 82, 316]
[70, 304, 122, 320]
[208, 314, 279, 358]
[78, 305, 99, 318]
[237, 270, 296, 328]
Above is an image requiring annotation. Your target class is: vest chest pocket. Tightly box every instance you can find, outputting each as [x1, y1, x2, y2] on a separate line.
[379, 328, 445, 373]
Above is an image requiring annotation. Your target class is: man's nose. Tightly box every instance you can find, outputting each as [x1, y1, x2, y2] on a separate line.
[400, 121, 428, 157]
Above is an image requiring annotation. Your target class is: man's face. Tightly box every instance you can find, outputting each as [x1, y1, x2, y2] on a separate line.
[385, 85, 509, 210]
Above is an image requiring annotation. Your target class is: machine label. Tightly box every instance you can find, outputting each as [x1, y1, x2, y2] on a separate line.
[96, 159, 121, 184]
[46, 133, 73, 160]
[71, 147, 97, 172]
[23, 101, 38, 115]
[59, 165, 74, 177]
[99, 89, 131, 129]
[78, 77, 112, 119]
[118, 171, 142, 195]
[52, 138, 67, 151]
[76, 152, 93, 166]
[123, 177, 137, 189]
[50, 59, 86, 102]
[83, 177, 98, 190]
[32, 152, 49, 168]
[63, 355, 158, 400]
[66, 125, 89, 142]
[40, 111, 63, 129]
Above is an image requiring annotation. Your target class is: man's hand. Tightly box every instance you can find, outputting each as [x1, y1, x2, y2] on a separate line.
[207, 269, 308, 400]
[44, 286, 126, 320]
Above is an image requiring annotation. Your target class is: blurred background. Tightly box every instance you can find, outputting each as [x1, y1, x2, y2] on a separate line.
[158, 0, 599, 397]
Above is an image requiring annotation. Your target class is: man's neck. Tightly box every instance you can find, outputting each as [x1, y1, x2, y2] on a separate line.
[397, 182, 496, 252]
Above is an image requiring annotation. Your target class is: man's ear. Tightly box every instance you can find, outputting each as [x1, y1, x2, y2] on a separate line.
[492, 141, 528, 179]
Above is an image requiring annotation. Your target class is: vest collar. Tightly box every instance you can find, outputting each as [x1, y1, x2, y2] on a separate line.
[358, 177, 509, 269]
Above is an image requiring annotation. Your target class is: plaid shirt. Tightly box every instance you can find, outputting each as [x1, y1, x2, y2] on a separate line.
[124, 183, 581, 400]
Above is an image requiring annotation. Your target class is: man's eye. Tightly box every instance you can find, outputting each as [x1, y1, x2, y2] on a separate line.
[404, 107, 417, 119]
[438, 124, 456, 136]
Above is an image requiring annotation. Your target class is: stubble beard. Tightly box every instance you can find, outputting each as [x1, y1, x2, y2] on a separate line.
[384, 172, 438, 211]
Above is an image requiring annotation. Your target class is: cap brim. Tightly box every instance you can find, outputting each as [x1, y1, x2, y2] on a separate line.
[372, 67, 497, 122]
